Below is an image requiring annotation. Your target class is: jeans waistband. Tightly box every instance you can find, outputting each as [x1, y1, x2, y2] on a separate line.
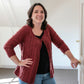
[36, 72, 50, 78]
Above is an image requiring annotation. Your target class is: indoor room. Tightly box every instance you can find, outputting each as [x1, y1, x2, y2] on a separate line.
[0, 0, 84, 84]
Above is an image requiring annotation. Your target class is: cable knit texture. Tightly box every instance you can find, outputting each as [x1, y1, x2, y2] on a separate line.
[4, 24, 69, 84]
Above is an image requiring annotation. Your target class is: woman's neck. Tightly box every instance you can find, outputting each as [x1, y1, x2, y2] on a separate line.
[33, 23, 42, 30]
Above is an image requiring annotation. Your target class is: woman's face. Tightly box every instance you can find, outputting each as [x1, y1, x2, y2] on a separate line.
[31, 5, 45, 25]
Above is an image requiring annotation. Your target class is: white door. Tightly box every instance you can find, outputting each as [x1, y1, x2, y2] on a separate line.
[79, 3, 84, 84]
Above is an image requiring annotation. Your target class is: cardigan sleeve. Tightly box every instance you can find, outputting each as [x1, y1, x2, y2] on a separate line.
[4, 25, 28, 58]
[48, 24, 69, 54]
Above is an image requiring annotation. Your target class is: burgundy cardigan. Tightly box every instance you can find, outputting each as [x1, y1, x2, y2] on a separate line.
[4, 24, 69, 84]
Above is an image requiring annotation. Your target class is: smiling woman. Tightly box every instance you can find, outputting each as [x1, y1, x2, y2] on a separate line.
[4, 2, 80, 84]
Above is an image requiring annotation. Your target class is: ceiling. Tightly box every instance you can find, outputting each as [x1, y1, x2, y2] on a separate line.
[0, 0, 31, 27]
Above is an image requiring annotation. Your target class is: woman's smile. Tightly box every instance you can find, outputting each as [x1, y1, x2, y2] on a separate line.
[36, 16, 43, 20]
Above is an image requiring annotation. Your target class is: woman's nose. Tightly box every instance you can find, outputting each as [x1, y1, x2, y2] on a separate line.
[37, 12, 42, 16]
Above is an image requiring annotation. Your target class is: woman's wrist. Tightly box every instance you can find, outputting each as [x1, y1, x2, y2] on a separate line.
[17, 60, 22, 66]
[65, 50, 75, 61]
[10, 55, 21, 66]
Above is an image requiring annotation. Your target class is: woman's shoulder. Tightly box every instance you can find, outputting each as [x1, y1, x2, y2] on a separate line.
[47, 24, 53, 28]
[19, 24, 31, 32]
[21, 24, 31, 30]
[46, 24, 53, 30]
[16, 24, 31, 35]
[46, 24, 56, 34]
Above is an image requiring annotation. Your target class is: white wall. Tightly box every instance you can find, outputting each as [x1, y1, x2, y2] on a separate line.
[0, 27, 21, 68]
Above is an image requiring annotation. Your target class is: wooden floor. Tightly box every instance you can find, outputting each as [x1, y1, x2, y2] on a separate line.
[0, 68, 19, 84]
[0, 68, 78, 84]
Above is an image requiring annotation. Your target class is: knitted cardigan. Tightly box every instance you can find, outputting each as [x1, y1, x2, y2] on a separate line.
[4, 24, 69, 84]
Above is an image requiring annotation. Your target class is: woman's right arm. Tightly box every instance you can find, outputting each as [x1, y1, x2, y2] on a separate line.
[4, 26, 27, 58]
[4, 26, 33, 67]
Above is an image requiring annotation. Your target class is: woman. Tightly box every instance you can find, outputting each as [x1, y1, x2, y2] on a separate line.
[4, 3, 80, 84]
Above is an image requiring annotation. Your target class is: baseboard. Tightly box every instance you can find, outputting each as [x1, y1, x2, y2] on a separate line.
[0, 65, 16, 68]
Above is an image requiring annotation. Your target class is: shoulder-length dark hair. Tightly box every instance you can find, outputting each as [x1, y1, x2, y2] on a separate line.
[26, 3, 47, 30]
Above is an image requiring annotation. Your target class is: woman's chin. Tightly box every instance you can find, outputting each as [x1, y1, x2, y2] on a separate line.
[33, 20, 43, 25]
[36, 21, 43, 25]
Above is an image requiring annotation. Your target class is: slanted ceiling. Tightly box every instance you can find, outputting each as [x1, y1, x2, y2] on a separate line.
[0, 0, 31, 27]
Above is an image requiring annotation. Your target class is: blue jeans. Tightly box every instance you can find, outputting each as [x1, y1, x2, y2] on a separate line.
[19, 73, 56, 84]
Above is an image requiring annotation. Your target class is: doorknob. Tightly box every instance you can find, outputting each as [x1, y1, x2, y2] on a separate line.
[76, 40, 80, 42]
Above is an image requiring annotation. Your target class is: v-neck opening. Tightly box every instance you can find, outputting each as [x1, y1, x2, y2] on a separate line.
[28, 25, 46, 40]
[35, 31, 44, 39]
[31, 28, 44, 39]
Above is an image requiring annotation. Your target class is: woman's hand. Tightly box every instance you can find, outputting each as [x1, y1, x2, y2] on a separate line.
[65, 50, 80, 68]
[10, 55, 33, 68]
[18, 58, 33, 68]
[71, 58, 80, 68]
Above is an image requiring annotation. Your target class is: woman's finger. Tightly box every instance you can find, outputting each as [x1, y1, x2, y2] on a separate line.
[24, 64, 30, 68]
[71, 63, 74, 68]
[26, 58, 33, 61]
[19, 58, 33, 67]
[27, 61, 33, 63]
[71, 63, 76, 68]
[24, 60, 33, 65]
[27, 62, 33, 65]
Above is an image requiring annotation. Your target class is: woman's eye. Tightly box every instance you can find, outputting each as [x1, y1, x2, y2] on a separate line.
[34, 10, 38, 13]
[41, 11, 44, 13]
[34, 11, 38, 13]
[34, 10, 44, 13]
